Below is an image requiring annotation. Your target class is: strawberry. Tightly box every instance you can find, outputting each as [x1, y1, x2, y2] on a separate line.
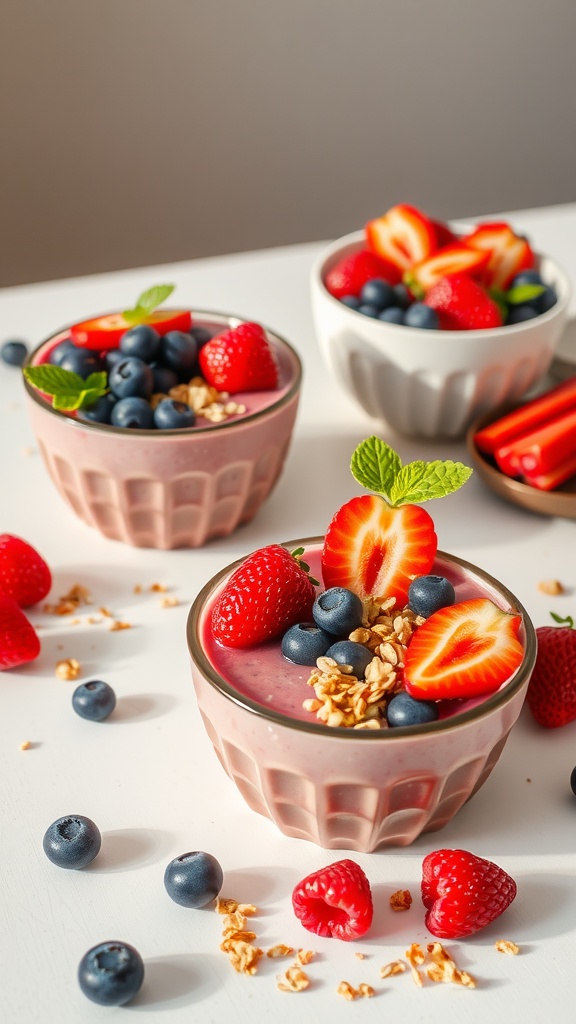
[322, 495, 437, 607]
[324, 249, 401, 298]
[424, 274, 503, 330]
[0, 534, 52, 607]
[199, 322, 279, 394]
[462, 222, 535, 291]
[404, 598, 524, 700]
[70, 310, 192, 351]
[430, 218, 459, 248]
[211, 544, 316, 648]
[0, 593, 41, 669]
[365, 204, 437, 273]
[292, 859, 373, 941]
[421, 848, 517, 939]
[406, 244, 490, 296]
[526, 616, 576, 727]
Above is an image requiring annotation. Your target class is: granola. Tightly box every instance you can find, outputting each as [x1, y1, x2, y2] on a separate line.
[495, 939, 520, 955]
[390, 889, 413, 912]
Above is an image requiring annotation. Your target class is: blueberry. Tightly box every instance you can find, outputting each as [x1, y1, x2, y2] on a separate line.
[72, 679, 117, 721]
[1, 339, 28, 366]
[111, 396, 155, 430]
[151, 364, 178, 394]
[534, 285, 557, 314]
[507, 305, 539, 325]
[378, 306, 404, 324]
[387, 691, 438, 727]
[359, 278, 395, 310]
[313, 587, 364, 637]
[357, 303, 380, 319]
[119, 323, 161, 362]
[78, 941, 144, 1006]
[281, 622, 333, 665]
[153, 398, 196, 430]
[341, 294, 360, 310]
[570, 766, 576, 797]
[164, 851, 224, 908]
[510, 269, 543, 288]
[403, 303, 439, 329]
[160, 331, 198, 377]
[60, 348, 105, 379]
[105, 348, 125, 371]
[408, 575, 456, 618]
[43, 814, 101, 868]
[49, 338, 76, 365]
[109, 356, 154, 399]
[191, 325, 213, 349]
[77, 393, 117, 425]
[325, 640, 372, 678]
[393, 283, 411, 310]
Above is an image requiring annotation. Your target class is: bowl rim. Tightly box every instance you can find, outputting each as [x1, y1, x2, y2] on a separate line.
[23, 309, 303, 437]
[187, 537, 537, 739]
[311, 228, 572, 340]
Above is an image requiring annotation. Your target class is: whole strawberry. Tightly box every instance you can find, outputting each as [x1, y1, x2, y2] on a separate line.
[0, 592, 41, 669]
[292, 859, 373, 941]
[324, 249, 401, 298]
[424, 273, 503, 330]
[211, 544, 317, 648]
[422, 848, 517, 939]
[199, 322, 279, 394]
[526, 614, 576, 727]
[0, 534, 52, 607]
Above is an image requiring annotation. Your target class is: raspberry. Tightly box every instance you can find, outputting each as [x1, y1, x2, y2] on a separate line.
[0, 534, 52, 607]
[0, 592, 41, 669]
[421, 848, 517, 939]
[291, 859, 373, 941]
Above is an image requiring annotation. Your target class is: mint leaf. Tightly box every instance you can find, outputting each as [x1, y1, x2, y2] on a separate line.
[123, 283, 175, 324]
[388, 459, 472, 506]
[350, 436, 402, 497]
[84, 371, 108, 393]
[53, 392, 86, 412]
[23, 364, 108, 411]
[506, 283, 546, 305]
[550, 612, 575, 628]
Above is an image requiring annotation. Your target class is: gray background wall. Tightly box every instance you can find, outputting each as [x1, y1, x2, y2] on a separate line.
[1, 0, 575, 286]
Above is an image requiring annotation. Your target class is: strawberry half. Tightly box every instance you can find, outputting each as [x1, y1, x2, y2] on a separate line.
[424, 274, 503, 330]
[461, 222, 535, 290]
[0, 593, 41, 669]
[324, 249, 401, 297]
[406, 244, 490, 296]
[404, 598, 524, 700]
[422, 848, 517, 939]
[0, 534, 52, 607]
[321, 495, 437, 607]
[365, 204, 437, 273]
[526, 617, 576, 727]
[199, 322, 279, 394]
[211, 544, 316, 648]
[70, 310, 193, 351]
[292, 859, 373, 941]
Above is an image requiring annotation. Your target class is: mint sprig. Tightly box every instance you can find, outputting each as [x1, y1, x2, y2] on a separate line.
[350, 435, 472, 507]
[24, 365, 108, 412]
[122, 284, 175, 326]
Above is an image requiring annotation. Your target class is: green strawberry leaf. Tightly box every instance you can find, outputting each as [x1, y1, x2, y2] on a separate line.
[389, 459, 472, 506]
[506, 283, 546, 305]
[351, 436, 402, 497]
[550, 612, 575, 628]
[122, 283, 175, 325]
[23, 364, 108, 411]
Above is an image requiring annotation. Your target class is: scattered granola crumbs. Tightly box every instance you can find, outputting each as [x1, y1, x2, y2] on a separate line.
[216, 898, 239, 914]
[425, 943, 476, 988]
[537, 579, 565, 595]
[87, 617, 102, 625]
[70, 618, 81, 626]
[216, 898, 262, 974]
[160, 596, 179, 609]
[296, 949, 314, 965]
[277, 966, 310, 992]
[337, 981, 374, 1000]
[354, 952, 366, 960]
[405, 943, 425, 987]
[150, 583, 168, 593]
[267, 944, 294, 959]
[166, 376, 247, 423]
[109, 620, 132, 632]
[226, 940, 263, 975]
[526, 778, 532, 783]
[495, 940, 520, 956]
[133, 584, 143, 594]
[55, 658, 81, 681]
[379, 960, 406, 978]
[44, 584, 92, 616]
[390, 889, 412, 912]
[99, 607, 113, 618]
[20, 740, 31, 750]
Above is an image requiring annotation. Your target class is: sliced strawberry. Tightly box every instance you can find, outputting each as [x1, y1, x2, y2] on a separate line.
[430, 218, 459, 248]
[0, 593, 41, 669]
[474, 377, 576, 454]
[199, 322, 278, 394]
[461, 222, 535, 290]
[321, 495, 437, 607]
[406, 245, 490, 296]
[324, 249, 401, 297]
[404, 598, 524, 701]
[70, 309, 193, 351]
[424, 274, 503, 330]
[365, 204, 437, 273]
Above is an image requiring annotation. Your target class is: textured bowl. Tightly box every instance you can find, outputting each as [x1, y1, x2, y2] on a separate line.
[188, 540, 536, 852]
[310, 230, 571, 439]
[24, 312, 302, 549]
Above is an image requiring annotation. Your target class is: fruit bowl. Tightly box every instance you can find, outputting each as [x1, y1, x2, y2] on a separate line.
[310, 229, 571, 439]
[23, 311, 302, 549]
[187, 539, 536, 852]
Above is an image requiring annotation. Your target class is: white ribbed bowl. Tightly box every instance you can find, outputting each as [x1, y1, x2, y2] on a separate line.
[311, 230, 571, 439]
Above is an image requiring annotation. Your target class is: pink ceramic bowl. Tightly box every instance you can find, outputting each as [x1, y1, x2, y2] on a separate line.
[188, 540, 536, 852]
[23, 312, 302, 549]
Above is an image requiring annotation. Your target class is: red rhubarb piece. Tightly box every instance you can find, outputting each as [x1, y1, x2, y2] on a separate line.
[474, 376, 576, 455]
[521, 449, 576, 491]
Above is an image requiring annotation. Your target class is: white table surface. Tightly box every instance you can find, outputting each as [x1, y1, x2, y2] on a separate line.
[2, 203, 576, 1023]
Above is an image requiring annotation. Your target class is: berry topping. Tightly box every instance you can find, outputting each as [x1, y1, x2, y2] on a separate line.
[111, 396, 155, 430]
[0, 593, 41, 669]
[199, 322, 279, 394]
[164, 851, 224, 908]
[153, 398, 196, 430]
[70, 284, 191, 350]
[72, 680, 117, 722]
[406, 243, 490, 295]
[386, 690, 439, 727]
[78, 941, 144, 1006]
[292, 858, 373, 941]
[461, 221, 535, 290]
[365, 203, 437, 273]
[312, 587, 364, 636]
[325, 639, 372, 678]
[1, 339, 28, 366]
[421, 848, 517, 938]
[403, 302, 439, 329]
[424, 274, 503, 330]
[408, 574, 456, 618]
[324, 249, 401, 299]
[108, 356, 154, 399]
[526, 613, 576, 727]
[159, 330, 198, 377]
[281, 622, 333, 665]
[0, 534, 51, 607]
[119, 323, 161, 362]
[404, 598, 524, 701]
[211, 544, 317, 648]
[43, 814, 102, 869]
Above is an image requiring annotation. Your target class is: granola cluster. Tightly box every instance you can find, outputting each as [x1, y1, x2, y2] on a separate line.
[303, 595, 424, 729]
[151, 376, 247, 424]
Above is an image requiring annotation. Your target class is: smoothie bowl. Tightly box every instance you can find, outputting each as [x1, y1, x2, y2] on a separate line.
[187, 438, 537, 851]
[23, 290, 302, 549]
